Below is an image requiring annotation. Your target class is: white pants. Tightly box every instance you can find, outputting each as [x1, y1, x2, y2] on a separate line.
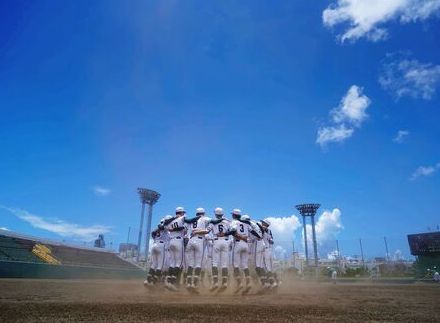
[186, 237, 205, 268]
[151, 241, 166, 271]
[212, 238, 229, 269]
[168, 237, 184, 268]
[232, 240, 249, 269]
[254, 240, 265, 268]
[263, 247, 273, 272]
[163, 245, 170, 270]
[203, 241, 213, 271]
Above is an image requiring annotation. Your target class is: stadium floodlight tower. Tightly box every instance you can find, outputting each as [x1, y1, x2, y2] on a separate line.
[136, 188, 161, 263]
[295, 203, 320, 267]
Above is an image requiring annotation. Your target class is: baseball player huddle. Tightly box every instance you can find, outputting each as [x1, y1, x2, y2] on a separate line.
[144, 206, 278, 295]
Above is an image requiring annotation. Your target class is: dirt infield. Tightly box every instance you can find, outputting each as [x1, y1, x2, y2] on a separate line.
[0, 279, 439, 322]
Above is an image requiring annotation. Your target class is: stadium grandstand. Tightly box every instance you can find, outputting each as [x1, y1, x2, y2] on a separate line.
[0, 229, 145, 279]
[407, 231, 440, 278]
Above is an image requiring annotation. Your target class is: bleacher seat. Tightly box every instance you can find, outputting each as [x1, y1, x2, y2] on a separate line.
[50, 245, 137, 269]
[0, 236, 44, 263]
[0, 234, 138, 270]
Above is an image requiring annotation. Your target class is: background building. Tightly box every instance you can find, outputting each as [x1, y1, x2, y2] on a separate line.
[408, 231, 440, 278]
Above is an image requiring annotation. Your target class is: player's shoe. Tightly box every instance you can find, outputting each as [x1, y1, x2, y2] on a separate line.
[242, 280, 252, 295]
[165, 280, 178, 292]
[241, 286, 251, 295]
[168, 283, 178, 292]
[217, 283, 227, 293]
[233, 283, 243, 294]
[143, 280, 155, 289]
[270, 281, 278, 289]
[188, 284, 200, 295]
[210, 283, 219, 292]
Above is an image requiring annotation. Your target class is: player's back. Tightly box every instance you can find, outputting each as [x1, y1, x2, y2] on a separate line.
[252, 221, 264, 237]
[154, 228, 168, 242]
[196, 215, 211, 229]
[189, 215, 210, 237]
[262, 228, 273, 246]
[210, 218, 230, 236]
[231, 220, 251, 238]
[166, 216, 186, 238]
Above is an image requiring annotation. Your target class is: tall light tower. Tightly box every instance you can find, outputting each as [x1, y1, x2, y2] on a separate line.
[296, 204, 320, 267]
[137, 188, 160, 263]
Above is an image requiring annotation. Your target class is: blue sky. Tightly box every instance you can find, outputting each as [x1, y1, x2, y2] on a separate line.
[1, 0, 439, 259]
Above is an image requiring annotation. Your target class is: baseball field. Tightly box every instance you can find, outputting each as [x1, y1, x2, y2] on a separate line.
[0, 279, 439, 322]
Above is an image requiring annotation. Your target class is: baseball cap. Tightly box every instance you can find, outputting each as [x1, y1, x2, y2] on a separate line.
[175, 206, 186, 214]
[261, 219, 271, 227]
[231, 208, 242, 216]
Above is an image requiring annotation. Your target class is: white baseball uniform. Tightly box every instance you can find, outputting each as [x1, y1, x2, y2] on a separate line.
[262, 227, 274, 272]
[166, 216, 186, 268]
[204, 232, 213, 271]
[182, 222, 190, 271]
[251, 221, 266, 269]
[186, 215, 210, 269]
[231, 220, 252, 270]
[163, 239, 170, 274]
[151, 228, 168, 271]
[208, 218, 231, 269]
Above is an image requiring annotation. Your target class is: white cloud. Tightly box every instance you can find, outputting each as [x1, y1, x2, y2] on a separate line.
[263, 214, 302, 258]
[273, 245, 288, 260]
[380, 56, 440, 99]
[304, 208, 344, 257]
[410, 162, 440, 180]
[0, 206, 110, 241]
[393, 130, 410, 143]
[315, 208, 344, 243]
[323, 0, 440, 42]
[265, 214, 301, 243]
[317, 85, 370, 147]
[0, 227, 9, 231]
[263, 209, 343, 259]
[393, 249, 403, 261]
[317, 125, 354, 146]
[92, 186, 111, 197]
[332, 85, 370, 125]
[400, 0, 440, 22]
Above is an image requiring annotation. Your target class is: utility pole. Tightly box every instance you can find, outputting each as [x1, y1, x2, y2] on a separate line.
[127, 226, 131, 245]
[359, 238, 365, 268]
[384, 236, 389, 262]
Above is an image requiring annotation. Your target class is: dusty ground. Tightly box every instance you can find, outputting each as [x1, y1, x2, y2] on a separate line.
[0, 279, 439, 322]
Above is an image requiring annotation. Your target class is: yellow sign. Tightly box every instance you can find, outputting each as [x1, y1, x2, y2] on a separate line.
[32, 244, 61, 265]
